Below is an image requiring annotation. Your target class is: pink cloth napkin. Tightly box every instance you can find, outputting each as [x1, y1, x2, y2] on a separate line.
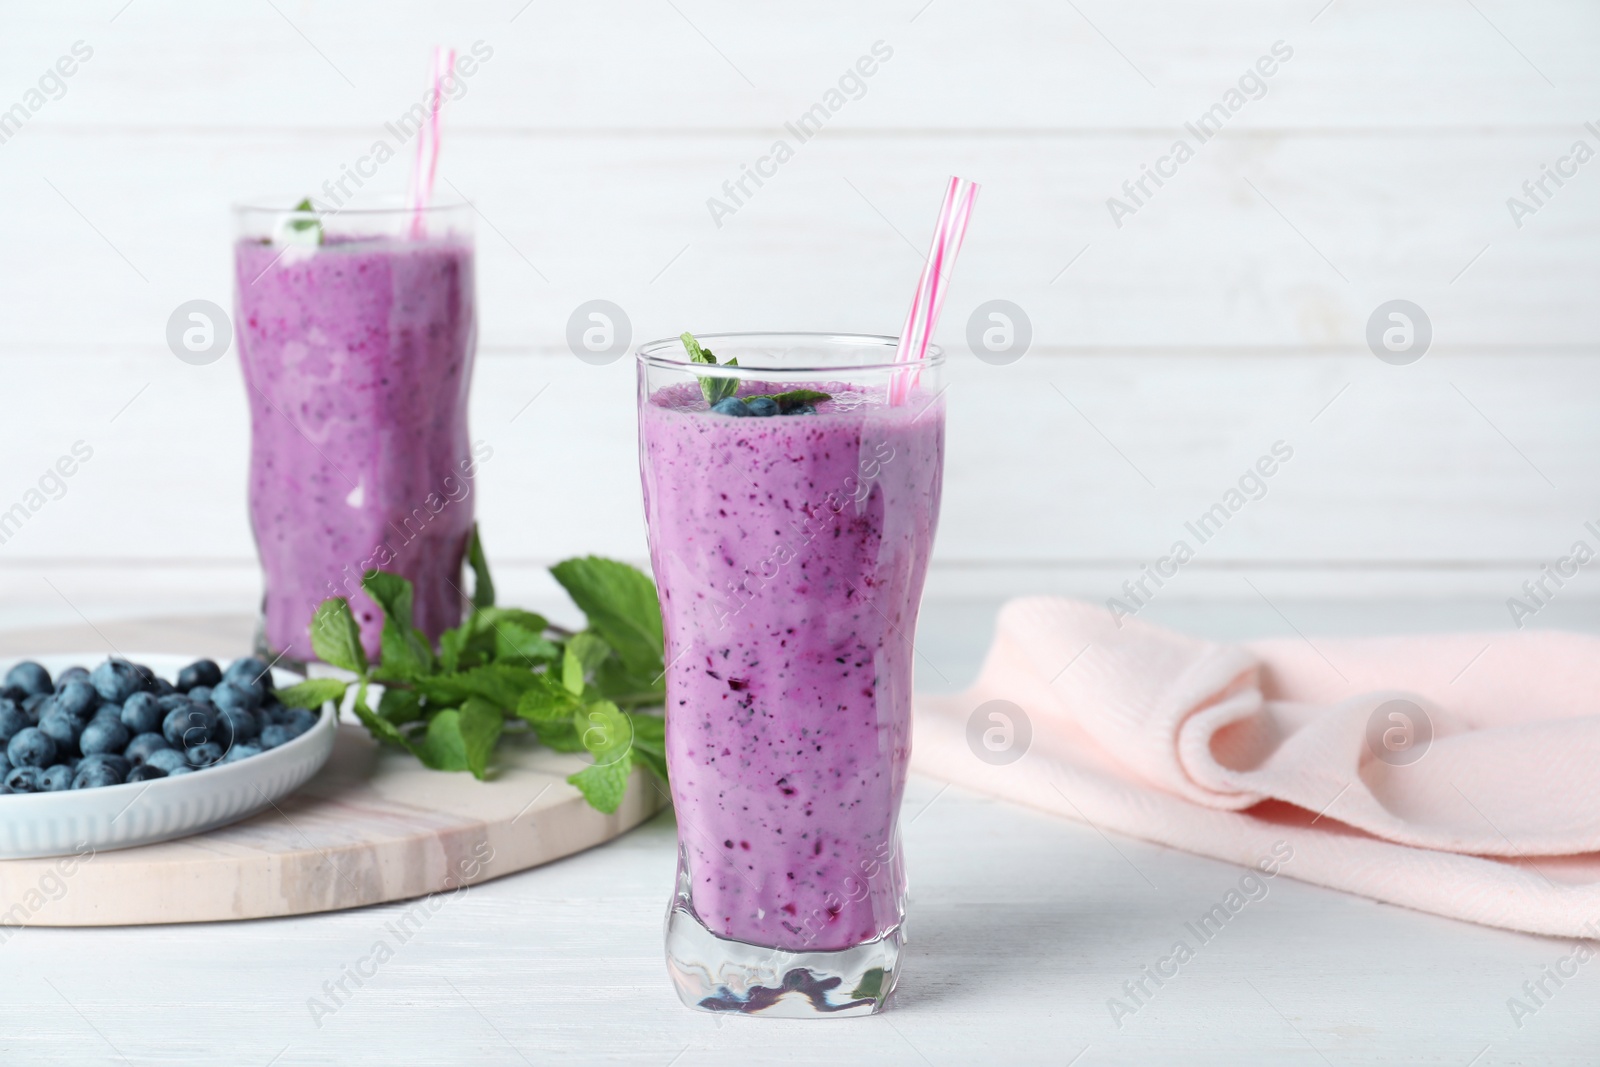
[912, 598, 1600, 937]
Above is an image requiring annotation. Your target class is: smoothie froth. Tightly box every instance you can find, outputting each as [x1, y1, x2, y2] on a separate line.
[235, 235, 477, 661]
[642, 382, 943, 952]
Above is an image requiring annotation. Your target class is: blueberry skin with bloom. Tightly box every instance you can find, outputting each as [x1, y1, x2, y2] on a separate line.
[122, 692, 166, 735]
[144, 748, 190, 774]
[5, 766, 44, 792]
[745, 397, 780, 417]
[55, 666, 89, 686]
[283, 708, 318, 738]
[38, 711, 84, 757]
[258, 724, 291, 750]
[710, 397, 751, 417]
[124, 732, 172, 766]
[39, 764, 74, 792]
[54, 679, 100, 718]
[218, 707, 260, 745]
[186, 743, 225, 768]
[7, 727, 57, 768]
[186, 686, 213, 705]
[90, 660, 142, 704]
[4, 662, 52, 697]
[163, 704, 219, 749]
[79, 718, 130, 756]
[221, 743, 263, 764]
[0, 700, 29, 745]
[21, 694, 49, 723]
[72, 763, 125, 789]
[126, 763, 168, 783]
[177, 659, 222, 692]
[211, 681, 259, 716]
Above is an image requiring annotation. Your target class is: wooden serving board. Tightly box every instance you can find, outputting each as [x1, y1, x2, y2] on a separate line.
[0, 616, 668, 926]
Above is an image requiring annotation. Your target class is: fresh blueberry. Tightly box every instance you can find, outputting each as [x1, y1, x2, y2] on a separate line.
[258, 724, 291, 750]
[257, 703, 288, 726]
[72, 763, 125, 789]
[38, 711, 83, 757]
[7, 726, 57, 768]
[176, 659, 223, 692]
[125, 764, 168, 782]
[790, 403, 817, 415]
[224, 657, 274, 693]
[0, 700, 28, 745]
[122, 693, 165, 735]
[186, 743, 225, 768]
[166, 765, 194, 777]
[5, 766, 44, 792]
[186, 685, 213, 705]
[39, 764, 74, 791]
[144, 748, 190, 774]
[283, 707, 318, 738]
[124, 732, 172, 765]
[710, 397, 751, 417]
[156, 694, 191, 712]
[0, 751, 8, 777]
[221, 743, 262, 764]
[79, 718, 130, 756]
[130, 662, 159, 693]
[89, 659, 142, 704]
[91, 704, 124, 725]
[745, 397, 780, 417]
[211, 680, 259, 715]
[3, 662, 52, 697]
[76, 753, 131, 779]
[0, 783, 9, 794]
[21, 694, 50, 723]
[218, 706, 260, 745]
[56, 666, 90, 686]
[163, 704, 218, 748]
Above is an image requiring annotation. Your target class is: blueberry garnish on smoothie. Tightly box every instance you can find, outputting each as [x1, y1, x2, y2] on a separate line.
[679, 334, 832, 415]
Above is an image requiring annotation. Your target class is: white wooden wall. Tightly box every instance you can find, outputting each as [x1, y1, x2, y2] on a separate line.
[2, 1, 1598, 631]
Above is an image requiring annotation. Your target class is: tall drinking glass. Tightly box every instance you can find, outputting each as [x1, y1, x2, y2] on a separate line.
[637, 334, 946, 1016]
[233, 199, 479, 664]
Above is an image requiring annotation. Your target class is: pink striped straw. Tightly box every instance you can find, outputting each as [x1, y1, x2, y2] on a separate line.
[407, 46, 456, 238]
[891, 175, 980, 404]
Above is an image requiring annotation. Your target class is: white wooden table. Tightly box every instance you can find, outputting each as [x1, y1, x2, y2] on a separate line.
[1, 600, 1595, 1066]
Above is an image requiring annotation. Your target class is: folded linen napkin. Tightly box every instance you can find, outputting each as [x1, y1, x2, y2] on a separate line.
[912, 598, 1600, 937]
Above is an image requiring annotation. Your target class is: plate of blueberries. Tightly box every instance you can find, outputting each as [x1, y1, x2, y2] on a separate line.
[0, 653, 337, 858]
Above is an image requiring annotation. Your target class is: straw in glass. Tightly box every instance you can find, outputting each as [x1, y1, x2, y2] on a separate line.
[407, 46, 457, 239]
[891, 175, 980, 404]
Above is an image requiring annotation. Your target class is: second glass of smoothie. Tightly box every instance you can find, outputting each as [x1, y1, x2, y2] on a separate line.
[233, 200, 479, 664]
[638, 333, 945, 1016]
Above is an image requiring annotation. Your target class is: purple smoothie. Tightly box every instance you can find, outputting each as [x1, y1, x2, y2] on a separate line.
[234, 235, 478, 661]
[642, 382, 944, 952]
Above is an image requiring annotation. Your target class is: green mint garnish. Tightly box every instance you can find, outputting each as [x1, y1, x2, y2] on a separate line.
[681, 331, 740, 406]
[280, 198, 323, 246]
[305, 522, 668, 812]
[744, 389, 831, 413]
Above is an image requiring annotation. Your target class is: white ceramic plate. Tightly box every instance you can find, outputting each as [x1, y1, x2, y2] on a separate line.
[0, 652, 336, 859]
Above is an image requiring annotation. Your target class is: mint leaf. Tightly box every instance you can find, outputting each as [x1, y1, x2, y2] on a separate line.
[282, 198, 323, 245]
[438, 625, 466, 674]
[745, 389, 831, 412]
[681, 331, 740, 405]
[415, 664, 538, 709]
[567, 752, 633, 814]
[537, 721, 587, 753]
[466, 524, 495, 609]
[363, 571, 432, 680]
[851, 967, 886, 1000]
[566, 631, 612, 675]
[458, 697, 504, 780]
[309, 598, 367, 674]
[413, 709, 470, 772]
[627, 711, 668, 783]
[378, 685, 424, 725]
[514, 673, 583, 725]
[549, 557, 664, 682]
[276, 678, 348, 711]
[577, 700, 632, 763]
[489, 619, 560, 665]
[351, 684, 411, 749]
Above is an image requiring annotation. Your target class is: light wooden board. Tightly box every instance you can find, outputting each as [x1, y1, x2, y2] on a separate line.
[0, 620, 664, 926]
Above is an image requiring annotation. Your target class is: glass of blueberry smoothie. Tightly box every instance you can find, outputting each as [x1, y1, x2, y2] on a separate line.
[638, 333, 945, 1016]
[232, 199, 479, 664]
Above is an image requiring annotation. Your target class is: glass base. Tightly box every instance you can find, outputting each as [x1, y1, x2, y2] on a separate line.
[664, 902, 902, 1018]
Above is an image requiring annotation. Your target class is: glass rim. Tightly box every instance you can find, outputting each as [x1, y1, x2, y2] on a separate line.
[636, 332, 945, 373]
[231, 194, 473, 216]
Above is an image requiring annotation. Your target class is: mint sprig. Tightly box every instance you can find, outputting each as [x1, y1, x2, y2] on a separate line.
[743, 388, 831, 412]
[281, 197, 324, 246]
[303, 523, 668, 813]
[681, 332, 739, 406]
